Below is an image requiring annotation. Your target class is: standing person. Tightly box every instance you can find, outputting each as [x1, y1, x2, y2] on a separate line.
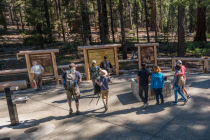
[64, 63, 82, 115]
[173, 63, 188, 105]
[100, 56, 113, 74]
[150, 66, 165, 105]
[176, 60, 190, 99]
[31, 61, 44, 90]
[96, 70, 112, 111]
[137, 63, 151, 108]
[90, 60, 100, 95]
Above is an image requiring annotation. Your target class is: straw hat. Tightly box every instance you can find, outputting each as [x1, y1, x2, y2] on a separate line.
[99, 69, 108, 77]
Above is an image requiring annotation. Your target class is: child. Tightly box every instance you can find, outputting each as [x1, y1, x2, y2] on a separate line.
[96, 70, 112, 111]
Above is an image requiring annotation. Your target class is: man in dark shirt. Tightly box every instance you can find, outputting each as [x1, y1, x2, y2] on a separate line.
[137, 63, 151, 108]
[100, 56, 113, 74]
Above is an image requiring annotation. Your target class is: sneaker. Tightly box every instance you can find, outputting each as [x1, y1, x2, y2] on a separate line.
[143, 103, 148, 108]
[161, 100, 164, 104]
[172, 101, 177, 105]
[69, 108, 73, 115]
[156, 102, 160, 105]
[187, 95, 191, 99]
[184, 99, 188, 105]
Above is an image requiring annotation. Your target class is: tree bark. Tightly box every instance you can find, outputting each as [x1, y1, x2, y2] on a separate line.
[19, 9, 24, 31]
[150, 0, 156, 31]
[43, 0, 52, 41]
[178, 5, 185, 57]
[128, 2, 133, 29]
[109, 0, 115, 42]
[188, 3, 194, 33]
[134, 0, 139, 42]
[194, 0, 206, 42]
[97, 0, 104, 43]
[80, 0, 92, 45]
[143, 0, 150, 42]
[159, 0, 163, 32]
[119, 0, 127, 59]
[57, 0, 66, 42]
[101, 0, 109, 42]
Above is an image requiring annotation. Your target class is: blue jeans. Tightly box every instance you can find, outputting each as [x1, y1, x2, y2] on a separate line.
[174, 86, 186, 103]
[154, 88, 164, 103]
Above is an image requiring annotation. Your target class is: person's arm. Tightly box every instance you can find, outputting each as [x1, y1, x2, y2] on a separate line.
[30, 67, 35, 79]
[77, 72, 82, 83]
[137, 71, 141, 84]
[95, 78, 102, 87]
[100, 62, 104, 69]
[41, 66, 44, 74]
[109, 62, 113, 68]
[176, 66, 185, 76]
[161, 73, 165, 87]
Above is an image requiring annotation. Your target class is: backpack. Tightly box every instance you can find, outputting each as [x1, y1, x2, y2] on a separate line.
[65, 71, 76, 90]
[90, 66, 99, 79]
[101, 61, 111, 73]
[178, 75, 186, 87]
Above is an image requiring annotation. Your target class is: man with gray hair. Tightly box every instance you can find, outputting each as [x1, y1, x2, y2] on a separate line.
[31, 61, 44, 90]
[64, 63, 82, 115]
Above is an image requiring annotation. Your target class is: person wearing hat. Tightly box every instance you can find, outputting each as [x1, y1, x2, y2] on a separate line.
[172, 60, 188, 105]
[175, 60, 190, 99]
[90, 60, 100, 95]
[100, 56, 113, 74]
[64, 63, 82, 115]
[95, 69, 112, 111]
[150, 66, 165, 105]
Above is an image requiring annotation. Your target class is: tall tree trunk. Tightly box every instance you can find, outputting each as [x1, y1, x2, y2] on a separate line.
[43, 0, 52, 41]
[19, 9, 24, 31]
[178, 5, 185, 57]
[58, 0, 65, 42]
[150, 0, 156, 31]
[119, 0, 127, 59]
[9, 6, 14, 25]
[159, 0, 163, 31]
[143, 0, 150, 42]
[194, 0, 206, 42]
[128, 2, 133, 29]
[80, 0, 92, 45]
[134, 0, 139, 42]
[188, 3, 194, 33]
[109, 0, 115, 42]
[154, 0, 158, 42]
[97, 0, 104, 43]
[101, 0, 109, 42]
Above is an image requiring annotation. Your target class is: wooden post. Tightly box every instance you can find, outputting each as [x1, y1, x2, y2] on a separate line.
[25, 54, 33, 87]
[4, 87, 19, 125]
[51, 52, 59, 85]
[83, 48, 90, 80]
[172, 58, 176, 71]
[114, 47, 119, 76]
[154, 45, 158, 66]
[204, 58, 209, 73]
[138, 46, 141, 70]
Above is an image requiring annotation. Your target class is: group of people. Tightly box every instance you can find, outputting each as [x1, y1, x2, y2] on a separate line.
[62, 56, 113, 115]
[138, 60, 190, 109]
[30, 57, 191, 115]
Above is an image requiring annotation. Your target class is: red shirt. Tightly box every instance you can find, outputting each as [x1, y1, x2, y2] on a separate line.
[176, 65, 186, 79]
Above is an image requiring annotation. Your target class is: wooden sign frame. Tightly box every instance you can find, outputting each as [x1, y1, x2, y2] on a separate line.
[17, 49, 59, 87]
[78, 44, 121, 80]
[135, 43, 159, 70]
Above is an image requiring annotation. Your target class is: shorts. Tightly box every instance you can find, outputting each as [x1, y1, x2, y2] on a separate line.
[66, 87, 80, 103]
[101, 89, 109, 99]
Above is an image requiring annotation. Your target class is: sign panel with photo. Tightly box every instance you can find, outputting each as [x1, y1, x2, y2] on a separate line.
[140, 46, 155, 64]
[30, 53, 54, 76]
[88, 48, 116, 67]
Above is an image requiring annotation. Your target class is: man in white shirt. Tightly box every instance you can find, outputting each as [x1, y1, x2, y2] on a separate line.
[31, 61, 44, 90]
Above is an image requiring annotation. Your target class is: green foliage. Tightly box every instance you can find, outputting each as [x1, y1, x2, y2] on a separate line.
[185, 42, 210, 56]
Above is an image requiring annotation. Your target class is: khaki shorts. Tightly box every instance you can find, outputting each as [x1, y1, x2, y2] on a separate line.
[101, 89, 109, 99]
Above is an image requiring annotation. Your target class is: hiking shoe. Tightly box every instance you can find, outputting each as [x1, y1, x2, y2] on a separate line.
[184, 99, 188, 105]
[172, 101, 177, 105]
[69, 108, 73, 115]
[76, 111, 80, 115]
[187, 95, 191, 99]
[161, 100, 164, 104]
[143, 103, 148, 108]
[156, 102, 160, 105]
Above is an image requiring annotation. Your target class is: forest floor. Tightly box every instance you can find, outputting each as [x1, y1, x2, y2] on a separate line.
[0, 72, 210, 140]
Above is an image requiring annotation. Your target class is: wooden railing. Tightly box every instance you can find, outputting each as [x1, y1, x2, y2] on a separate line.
[0, 57, 209, 76]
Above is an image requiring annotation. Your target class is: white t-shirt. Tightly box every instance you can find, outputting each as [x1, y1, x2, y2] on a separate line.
[31, 64, 44, 75]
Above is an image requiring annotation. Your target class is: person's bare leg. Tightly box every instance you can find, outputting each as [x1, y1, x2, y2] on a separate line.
[182, 88, 189, 96]
[66, 91, 73, 114]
